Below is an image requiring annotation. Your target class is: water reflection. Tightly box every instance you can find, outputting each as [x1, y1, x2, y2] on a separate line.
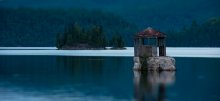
[56, 56, 105, 80]
[134, 71, 175, 101]
[1, 56, 219, 101]
[0, 56, 134, 101]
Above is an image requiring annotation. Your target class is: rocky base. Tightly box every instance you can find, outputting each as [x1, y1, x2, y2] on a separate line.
[133, 56, 176, 71]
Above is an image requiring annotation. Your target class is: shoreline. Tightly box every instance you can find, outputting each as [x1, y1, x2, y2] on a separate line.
[1, 47, 220, 50]
[0, 47, 129, 50]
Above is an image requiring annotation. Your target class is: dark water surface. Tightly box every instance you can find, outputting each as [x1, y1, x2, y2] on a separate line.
[0, 56, 219, 101]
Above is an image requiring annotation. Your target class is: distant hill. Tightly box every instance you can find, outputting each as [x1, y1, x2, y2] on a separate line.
[0, 8, 137, 46]
[1, 0, 220, 30]
[0, 7, 220, 47]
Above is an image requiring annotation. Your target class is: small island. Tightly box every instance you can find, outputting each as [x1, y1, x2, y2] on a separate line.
[56, 23, 126, 50]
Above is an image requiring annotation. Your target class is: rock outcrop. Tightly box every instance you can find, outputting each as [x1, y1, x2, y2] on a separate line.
[133, 56, 176, 71]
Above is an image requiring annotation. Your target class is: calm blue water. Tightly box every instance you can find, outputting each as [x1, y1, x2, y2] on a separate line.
[0, 56, 219, 101]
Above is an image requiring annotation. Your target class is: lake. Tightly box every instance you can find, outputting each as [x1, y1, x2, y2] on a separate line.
[0, 55, 220, 101]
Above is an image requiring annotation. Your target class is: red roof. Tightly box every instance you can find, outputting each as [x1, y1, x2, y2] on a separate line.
[136, 27, 165, 38]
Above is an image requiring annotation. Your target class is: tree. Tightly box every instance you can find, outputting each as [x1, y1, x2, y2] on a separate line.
[68, 23, 82, 44]
[110, 33, 125, 48]
[89, 25, 106, 48]
[56, 32, 64, 49]
[117, 35, 125, 48]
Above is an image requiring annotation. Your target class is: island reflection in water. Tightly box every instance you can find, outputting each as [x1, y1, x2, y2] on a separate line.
[134, 71, 175, 101]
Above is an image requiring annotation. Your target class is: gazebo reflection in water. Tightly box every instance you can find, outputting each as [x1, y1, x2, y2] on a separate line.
[133, 71, 175, 101]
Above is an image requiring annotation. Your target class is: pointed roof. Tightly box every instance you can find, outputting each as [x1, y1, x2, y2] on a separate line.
[135, 27, 165, 38]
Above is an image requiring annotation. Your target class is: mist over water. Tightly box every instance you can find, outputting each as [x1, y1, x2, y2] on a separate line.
[0, 47, 220, 58]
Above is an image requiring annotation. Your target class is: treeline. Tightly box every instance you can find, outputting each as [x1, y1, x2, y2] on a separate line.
[0, 7, 137, 46]
[56, 23, 125, 49]
[166, 17, 220, 47]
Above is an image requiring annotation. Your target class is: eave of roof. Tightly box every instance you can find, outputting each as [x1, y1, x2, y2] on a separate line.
[135, 27, 166, 38]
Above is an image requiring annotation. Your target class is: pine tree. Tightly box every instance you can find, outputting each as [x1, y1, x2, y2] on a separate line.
[117, 35, 124, 48]
[56, 32, 64, 49]
[89, 25, 106, 48]
[110, 33, 125, 48]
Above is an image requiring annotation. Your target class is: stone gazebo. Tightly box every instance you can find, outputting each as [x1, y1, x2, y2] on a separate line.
[133, 27, 175, 71]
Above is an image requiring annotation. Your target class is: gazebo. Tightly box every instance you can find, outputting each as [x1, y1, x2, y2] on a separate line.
[133, 27, 175, 71]
[134, 27, 166, 57]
